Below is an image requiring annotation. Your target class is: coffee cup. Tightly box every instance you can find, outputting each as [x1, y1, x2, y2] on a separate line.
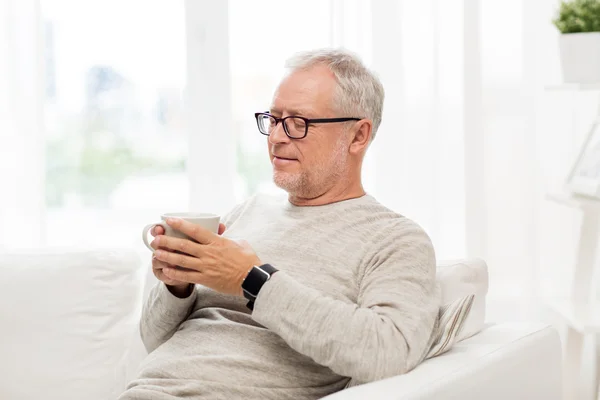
[141, 212, 220, 251]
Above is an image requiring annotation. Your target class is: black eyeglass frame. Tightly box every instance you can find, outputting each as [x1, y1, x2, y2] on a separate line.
[254, 112, 362, 139]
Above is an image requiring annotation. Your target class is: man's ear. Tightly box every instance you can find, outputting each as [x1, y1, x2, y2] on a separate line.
[349, 120, 373, 155]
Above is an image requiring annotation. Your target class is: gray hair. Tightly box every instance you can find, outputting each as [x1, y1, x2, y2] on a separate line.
[284, 48, 385, 140]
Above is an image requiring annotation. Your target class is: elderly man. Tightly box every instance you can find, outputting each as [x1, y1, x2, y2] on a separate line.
[120, 48, 440, 400]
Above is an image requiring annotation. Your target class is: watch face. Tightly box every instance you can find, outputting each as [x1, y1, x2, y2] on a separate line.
[242, 266, 271, 297]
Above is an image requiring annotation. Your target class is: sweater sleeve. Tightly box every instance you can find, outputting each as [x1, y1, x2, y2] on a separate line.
[251, 223, 441, 383]
[139, 198, 251, 353]
[140, 282, 198, 353]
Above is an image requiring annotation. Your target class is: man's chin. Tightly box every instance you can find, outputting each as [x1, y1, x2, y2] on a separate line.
[273, 172, 302, 192]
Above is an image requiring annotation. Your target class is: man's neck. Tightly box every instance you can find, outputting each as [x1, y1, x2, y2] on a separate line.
[288, 180, 366, 207]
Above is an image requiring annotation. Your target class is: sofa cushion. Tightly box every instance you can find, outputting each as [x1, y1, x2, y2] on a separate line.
[425, 293, 475, 359]
[0, 248, 144, 400]
[436, 258, 489, 341]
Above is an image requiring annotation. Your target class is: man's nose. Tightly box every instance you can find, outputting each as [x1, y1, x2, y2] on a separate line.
[268, 121, 290, 145]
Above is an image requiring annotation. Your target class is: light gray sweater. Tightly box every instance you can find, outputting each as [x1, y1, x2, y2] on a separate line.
[120, 193, 440, 400]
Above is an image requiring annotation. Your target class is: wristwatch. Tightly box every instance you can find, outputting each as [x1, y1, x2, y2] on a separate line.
[242, 263, 278, 310]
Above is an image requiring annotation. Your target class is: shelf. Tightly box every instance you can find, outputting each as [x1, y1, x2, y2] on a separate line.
[546, 83, 600, 91]
[544, 298, 600, 334]
[546, 192, 600, 210]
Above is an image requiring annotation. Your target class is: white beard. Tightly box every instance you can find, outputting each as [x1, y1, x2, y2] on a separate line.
[273, 135, 348, 197]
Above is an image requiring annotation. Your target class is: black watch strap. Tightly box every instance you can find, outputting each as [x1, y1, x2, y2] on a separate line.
[242, 263, 278, 305]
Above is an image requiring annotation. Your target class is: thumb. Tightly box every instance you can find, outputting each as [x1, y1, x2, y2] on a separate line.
[218, 223, 227, 235]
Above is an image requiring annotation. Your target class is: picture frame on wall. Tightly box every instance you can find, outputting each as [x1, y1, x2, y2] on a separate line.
[566, 117, 600, 199]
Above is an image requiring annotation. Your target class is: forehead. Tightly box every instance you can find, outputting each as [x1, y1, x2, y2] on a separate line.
[270, 65, 336, 115]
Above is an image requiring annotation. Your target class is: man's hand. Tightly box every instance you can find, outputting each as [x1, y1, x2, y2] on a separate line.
[151, 218, 262, 297]
[149, 222, 227, 298]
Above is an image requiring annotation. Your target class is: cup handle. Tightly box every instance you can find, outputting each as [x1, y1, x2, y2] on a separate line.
[142, 221, 168, 251]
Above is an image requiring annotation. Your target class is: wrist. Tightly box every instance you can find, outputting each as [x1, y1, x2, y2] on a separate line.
[166, 283, 194, 298]
[241, 263, 278, 308]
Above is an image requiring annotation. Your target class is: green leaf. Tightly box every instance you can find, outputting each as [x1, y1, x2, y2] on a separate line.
[554, 0, 600, 34]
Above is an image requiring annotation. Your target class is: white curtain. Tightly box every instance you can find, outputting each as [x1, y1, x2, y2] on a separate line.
[0, 0, 45, 248]
[368, 0, 469, 262]
[184, 0, 236, 215]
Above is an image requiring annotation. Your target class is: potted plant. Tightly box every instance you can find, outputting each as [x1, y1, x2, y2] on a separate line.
[553, 0, 600, 83]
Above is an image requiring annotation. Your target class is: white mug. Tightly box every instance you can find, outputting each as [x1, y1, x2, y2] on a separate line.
[141, 212, 221, 251]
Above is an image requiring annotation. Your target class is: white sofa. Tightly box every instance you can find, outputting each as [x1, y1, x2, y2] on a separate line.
[322, 323, 561, 400]
[0, 248, 563, 400]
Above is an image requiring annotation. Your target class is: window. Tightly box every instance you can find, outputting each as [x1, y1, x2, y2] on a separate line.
[42, 0, 188, 253]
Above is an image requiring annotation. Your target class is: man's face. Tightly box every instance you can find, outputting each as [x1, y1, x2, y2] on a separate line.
[268, 65, 351, 198]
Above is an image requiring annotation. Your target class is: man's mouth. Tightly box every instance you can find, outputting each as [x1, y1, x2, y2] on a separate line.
[272, 155, 299, 167]
[273, 155, 297, 161]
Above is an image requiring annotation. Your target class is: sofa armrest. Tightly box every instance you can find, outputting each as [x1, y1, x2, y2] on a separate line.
[321, 323, 562, 400]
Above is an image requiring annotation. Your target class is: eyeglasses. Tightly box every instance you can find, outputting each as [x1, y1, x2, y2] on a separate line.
[254, 112, 362, 139]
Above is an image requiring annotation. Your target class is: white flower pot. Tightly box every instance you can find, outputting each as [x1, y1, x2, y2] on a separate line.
[559, 32, 600, 84]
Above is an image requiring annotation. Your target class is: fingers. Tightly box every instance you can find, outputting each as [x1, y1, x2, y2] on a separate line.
[166, 218, 217, 244]
[151, 225, 165, 237]
[149, 234, 168, 250]
[154, 249, 202, 272]
[152, 256, 185, 286]
[152, 220, 223, 252]
[151, 235, 200, 257]
[152, 256, 170, 270]
[163, 264, 204, 283]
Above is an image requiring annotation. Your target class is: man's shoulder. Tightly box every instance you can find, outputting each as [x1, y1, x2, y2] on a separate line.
[356, 196, 433, 246]
[353, 195, 420, 226]
[351, 198, 436, 278]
